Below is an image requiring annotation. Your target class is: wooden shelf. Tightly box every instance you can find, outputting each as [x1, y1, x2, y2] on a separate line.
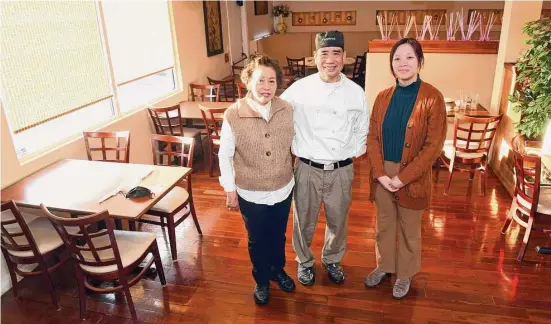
[368, 40, 499, 54]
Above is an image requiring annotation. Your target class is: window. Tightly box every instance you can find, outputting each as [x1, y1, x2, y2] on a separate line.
[0, 0, 178, 158]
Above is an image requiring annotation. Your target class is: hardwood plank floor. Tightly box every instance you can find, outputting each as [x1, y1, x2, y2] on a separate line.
[2, 156, 550, 323]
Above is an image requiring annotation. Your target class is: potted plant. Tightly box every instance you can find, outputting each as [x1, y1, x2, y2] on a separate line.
[272, 4, 291, 34]
[509, 17, 551, 140]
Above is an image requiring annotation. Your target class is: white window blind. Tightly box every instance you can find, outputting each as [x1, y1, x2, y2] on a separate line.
[100, 0, 175, 86]
[0, 1, 112, 133]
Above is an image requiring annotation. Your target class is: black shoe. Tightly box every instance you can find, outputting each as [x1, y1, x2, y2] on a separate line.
[324, 263, 345, 284]
[270, 269, 296, 292]
[297, 263, 315, 286]
[253, 285, 269, 305]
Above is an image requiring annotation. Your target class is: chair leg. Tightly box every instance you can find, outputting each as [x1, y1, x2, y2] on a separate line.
[209, 151, 214, 177]
[151, 241, 167, 286]
[2, 250, 19, 300]
[122, 282, 138, 323]
[160, 217, 165, 227]
[445, 164, 455, 195]
[167, 216, 177, 260]
[39, 262, 59, 310]
[73, 263, 87, 320]
[189, 200, 202, 235]
[501, 198, 516, 234]
[518, 215, 535, 262]
[481, 164, 489, 196]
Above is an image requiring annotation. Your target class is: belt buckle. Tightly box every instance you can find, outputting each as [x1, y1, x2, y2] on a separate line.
[324, 163, 335, 171]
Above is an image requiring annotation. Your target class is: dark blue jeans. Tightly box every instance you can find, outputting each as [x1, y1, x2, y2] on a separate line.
[238, 192, 292, 286]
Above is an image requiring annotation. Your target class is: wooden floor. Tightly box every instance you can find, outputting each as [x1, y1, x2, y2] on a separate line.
[2, 156, 551, 323]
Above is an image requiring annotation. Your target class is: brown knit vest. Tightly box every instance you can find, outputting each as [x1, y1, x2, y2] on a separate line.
[225, 97, 294, 191]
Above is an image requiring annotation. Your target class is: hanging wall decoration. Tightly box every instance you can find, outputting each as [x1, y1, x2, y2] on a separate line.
[203, 0, 224, 57]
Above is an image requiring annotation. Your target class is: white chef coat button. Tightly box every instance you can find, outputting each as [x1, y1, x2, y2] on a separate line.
[332, 148, 335, 151]
[332, 130, 335, 134]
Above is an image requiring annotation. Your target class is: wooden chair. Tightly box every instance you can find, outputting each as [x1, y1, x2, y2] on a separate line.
[83, 131, 130, 163]
[41, 205, 165, 323]
[148, 105, 202, 162]
[501, 136, 551, 261]
[438, 113, 502, 196]
[1, 201, 71, 310]
[236, 82, 248, 99]
[286, 57, 306, 79]
[140, 135, 202, 260]
[200, 107, 226, 177]
[207, 77, 237, 102]
[190, 84, 220, 102]
[351, 53, 366, 88]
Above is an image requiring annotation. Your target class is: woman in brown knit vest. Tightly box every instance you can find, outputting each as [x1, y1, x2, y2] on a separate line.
[364, 38, 447, 299]
[218, 55, 295, 305]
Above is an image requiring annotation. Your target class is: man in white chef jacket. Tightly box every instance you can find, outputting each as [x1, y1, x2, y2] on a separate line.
[280, 30, 369, 285]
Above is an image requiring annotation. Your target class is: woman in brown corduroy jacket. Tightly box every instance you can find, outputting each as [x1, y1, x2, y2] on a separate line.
[364, 38, 447, 299]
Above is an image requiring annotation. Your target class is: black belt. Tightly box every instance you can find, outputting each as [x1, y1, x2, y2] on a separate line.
[299, 157, 353, 171]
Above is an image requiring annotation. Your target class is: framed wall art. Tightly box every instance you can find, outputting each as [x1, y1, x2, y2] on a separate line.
[203, 0, 224, 57]
[254, 1, 268, 16]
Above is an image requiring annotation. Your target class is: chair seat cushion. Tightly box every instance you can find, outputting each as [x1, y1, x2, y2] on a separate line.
[149, 186, 189, 213]
[443, 140, 485, 160]
[7, 218, 74, 258]
[516, 187, 551, 215]
[80, 230, 156, 274]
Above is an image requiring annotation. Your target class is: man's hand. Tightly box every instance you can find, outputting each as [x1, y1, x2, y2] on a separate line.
[226, 191, 239, 212]
[377, 176, 398, 192]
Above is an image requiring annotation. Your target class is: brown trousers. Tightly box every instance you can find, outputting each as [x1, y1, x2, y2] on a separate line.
[374, 161, 424, 279]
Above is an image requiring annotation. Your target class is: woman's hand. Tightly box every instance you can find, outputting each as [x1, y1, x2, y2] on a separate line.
[226, 191, 239, 212]
[378, 176, 398, 192]
[390, 176, 405, 190]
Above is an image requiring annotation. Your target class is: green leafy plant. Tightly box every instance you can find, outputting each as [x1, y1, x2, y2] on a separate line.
[509, 17, 551, 139]
[272, 4, 291, 18]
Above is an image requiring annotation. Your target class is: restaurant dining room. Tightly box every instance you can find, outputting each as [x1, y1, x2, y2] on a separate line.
[1, 0, 551, 323]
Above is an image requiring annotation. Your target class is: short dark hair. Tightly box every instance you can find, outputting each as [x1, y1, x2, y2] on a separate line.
[240, 54, 282, 86]
[389, 38, 424, 77]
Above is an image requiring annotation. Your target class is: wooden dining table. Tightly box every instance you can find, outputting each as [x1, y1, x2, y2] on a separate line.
[446, 102, 491, 118]
[0, 159, 191, 221]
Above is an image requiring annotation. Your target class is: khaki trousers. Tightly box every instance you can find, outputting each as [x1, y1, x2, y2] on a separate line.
[292, 159, 354, 268]
[375, 161, 424, 279]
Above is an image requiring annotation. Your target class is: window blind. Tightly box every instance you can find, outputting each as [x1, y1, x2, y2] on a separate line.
[100, 0, 175, 86]
[0, 1, 112, 133]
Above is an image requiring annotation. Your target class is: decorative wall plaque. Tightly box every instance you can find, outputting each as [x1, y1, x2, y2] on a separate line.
[292, 11, 356, 26]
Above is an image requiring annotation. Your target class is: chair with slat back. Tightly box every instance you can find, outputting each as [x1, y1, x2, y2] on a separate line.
[236, 82, 248, 99]
[286, 57, 306, 79]
[147, 105, 202, 163]
[41, 205, 165, 323]
[207, 77, 237, 102]
[190, 84, 220, 102]
[141, 135, 202, 260]
[200, 107, 226, 177]
[83, 131, 130, 163]
[501, 136, 551, 261]
[352, 53, 366, 88]
[437, 113, 502, 196]
[1, 201, 70, 310]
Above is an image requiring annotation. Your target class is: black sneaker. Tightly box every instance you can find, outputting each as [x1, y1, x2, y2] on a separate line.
[253, 284, 269, 305]
[297, 263, 315, 286]
[324, 263, 345, 284]
[270, 269, 296, 292]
